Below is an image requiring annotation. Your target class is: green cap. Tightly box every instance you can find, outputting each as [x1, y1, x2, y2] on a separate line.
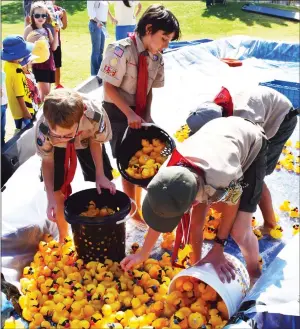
[142, 166, 198, 233]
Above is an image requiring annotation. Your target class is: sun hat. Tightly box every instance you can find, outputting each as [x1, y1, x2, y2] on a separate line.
[1, 35, 34, 61]
[186, 101, 223, 135]
[19, 53, 39, 66]
[142, 166, 199, 233]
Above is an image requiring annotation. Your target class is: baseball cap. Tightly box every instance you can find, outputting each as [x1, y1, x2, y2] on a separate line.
[142, 166, 199, 233]
[186, 101, 223, 135]
[1, 35, 34, 61]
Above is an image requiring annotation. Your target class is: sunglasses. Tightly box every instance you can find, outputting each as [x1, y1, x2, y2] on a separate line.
[34, 13, 48, 19]
[49, 123, 79, 141]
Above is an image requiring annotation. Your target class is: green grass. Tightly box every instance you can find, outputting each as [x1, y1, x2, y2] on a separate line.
[1, 0, 299, 89]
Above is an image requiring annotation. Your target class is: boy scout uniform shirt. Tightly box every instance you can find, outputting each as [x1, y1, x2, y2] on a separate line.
[176, 116, 264, 204]
[98, 36, 164, 106]
[233, 85, 292, 139]
[35, 94, 112, 159]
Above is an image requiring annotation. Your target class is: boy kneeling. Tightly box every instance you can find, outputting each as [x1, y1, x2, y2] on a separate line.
[36, 89, 116, 242]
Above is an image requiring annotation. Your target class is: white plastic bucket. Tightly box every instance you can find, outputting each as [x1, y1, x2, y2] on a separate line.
[168, 253, 250, 318]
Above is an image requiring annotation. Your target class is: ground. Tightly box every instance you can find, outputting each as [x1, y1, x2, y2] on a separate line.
[1, 0, 299, 141]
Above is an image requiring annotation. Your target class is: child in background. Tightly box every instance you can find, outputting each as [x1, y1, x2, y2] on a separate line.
[114, 0, 142, 40]
[1, 35, 35, 134]
[48, 0, 68, 89]
[36, 89, 115, 242]
[1, 71, 8, 146]
[99, 5, 180, 225]
[24, 1, 59, 101]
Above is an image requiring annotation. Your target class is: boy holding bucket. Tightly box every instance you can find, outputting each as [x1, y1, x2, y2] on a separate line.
[98, 4, 180, 225]
[183, 86, 298, 233]
[121, 116, 267, 283]
[36, 88, 116, 242]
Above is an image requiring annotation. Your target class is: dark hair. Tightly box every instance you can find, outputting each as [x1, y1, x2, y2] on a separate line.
[43, 89, 84, 129]
[30, 2, 51, 30]
[136, 5, 180, 41]
[122, 0, 131, 8]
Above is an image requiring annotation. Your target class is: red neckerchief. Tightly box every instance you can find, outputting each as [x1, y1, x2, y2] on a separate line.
[130, 34, 148, 118]
[213, 86, 233, 117]
[60, 106, 86, 200]
[167, 149, 204, 268]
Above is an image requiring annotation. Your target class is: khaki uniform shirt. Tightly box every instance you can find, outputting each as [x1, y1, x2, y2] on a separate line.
[98, 36, 165, 106]
[35, 94, 112, 159]
[176, 117, 264, 204]
[233, 85, 292, 139]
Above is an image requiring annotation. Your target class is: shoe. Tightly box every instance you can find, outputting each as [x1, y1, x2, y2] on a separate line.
[55, 84, 64, 89]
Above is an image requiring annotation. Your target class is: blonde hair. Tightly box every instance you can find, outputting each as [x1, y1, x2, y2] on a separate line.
[30, 2, 52, 29]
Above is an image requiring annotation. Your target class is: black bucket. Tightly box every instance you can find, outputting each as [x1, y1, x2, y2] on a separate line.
[64, 188, 131, 263]
[116, 124, 176, 187]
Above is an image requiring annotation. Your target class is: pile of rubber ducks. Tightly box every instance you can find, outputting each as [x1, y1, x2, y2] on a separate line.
[275, 139, 300, 174]
[15, 234, 229, 329]
[160, 232, 176, 250]
[80, 201, 116, 218]
[125, 139, 167, 180]
[174, 124, 191, 143]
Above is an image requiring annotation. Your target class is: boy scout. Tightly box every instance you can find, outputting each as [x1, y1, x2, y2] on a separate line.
[185, 85, 298, 233]
[121, 116, 267, 284]
[98, 4, 180, 225]
[36, 89, 116, 242]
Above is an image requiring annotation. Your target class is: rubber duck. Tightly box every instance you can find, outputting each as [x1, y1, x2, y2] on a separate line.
[295, 141, 300, 149]
[285, 152, 294, 162]
[152, 317, 169, 329]
[208, 310, 223, 328]
[203, 225, 216, 240]
[190, 298, 207, 316]
[279, 200, 291, 212]
[159, 252, 172, 267]
[284, 161, 294, 172]
[217, 300, 229, 320]
[3, 318, 15, 329]
[90, 313, 103, 329]
[294, 165, 300, 174]
[282, 146, 289, 155]
[289, 207, 299, 218]
[171, 310, 188, 329]
[40, 320, 51, 329]
[201, 284, 217, 302]
[188, 312, 206, 329]
[296, 156, 300, 163]
[270, 225, 283, 239]
[251, 216, 258, 228]
[258, 256, 263, 272]
[292, 224, 299, 236]
[143, 145, 154, 154]
[275, 161, 282, 171]
[253, 228, 263, 240]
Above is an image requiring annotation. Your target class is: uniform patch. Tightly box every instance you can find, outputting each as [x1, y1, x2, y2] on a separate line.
[153, 55, 159, 61]
[99, 119, 106, 133]
[103, 65, 117, 77]
[114, 46, 124, 58]
[110, 58, 118, 67]
[37, 137, 44, 146]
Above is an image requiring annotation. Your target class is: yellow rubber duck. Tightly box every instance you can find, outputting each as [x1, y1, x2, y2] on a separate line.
[282, 146, 289, 155]
[285, 139, 292, 147]
[251, 216, 258, 228]
[294, 165, 300, 174]
[289, 207, 299, 218]
[217, 300, 229, 320]
[279, 200, 291, 212]
[275, 161, 282, 171]
[253, 228, 263, 240]
[203, 225, 217, 240]
[270, 225, 283, 239]
[292, 224, 299, 236]
[295, 141, 300, 149]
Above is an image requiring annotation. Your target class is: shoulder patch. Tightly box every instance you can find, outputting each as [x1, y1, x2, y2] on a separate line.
[39, 122, 49, 135]
[118, 38, 131, 47]
[93, 111, 101, 123]
[114, 46, 124, 58]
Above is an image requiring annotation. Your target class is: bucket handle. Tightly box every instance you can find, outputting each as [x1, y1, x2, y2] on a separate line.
[116, 198, 138, 225]
[120, 123, 161, 145]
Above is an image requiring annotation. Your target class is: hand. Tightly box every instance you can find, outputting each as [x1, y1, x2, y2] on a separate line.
[195, 246, 236, 283]
[23, 111, 32, 120]
[127, 111, 144, 129]
[46, 194, 57, 222]
[111, 17, 118, 25]
[96, 174, 116, 195]
[25, 15, 31, 24]
[97, 22, 103, 28]
[120, 252, 148, 271]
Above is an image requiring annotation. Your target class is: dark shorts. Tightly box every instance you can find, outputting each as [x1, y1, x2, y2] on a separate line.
[239, 137, 268, 213]
[266, 109, 298, 175]
[53, 145, 113, 191]
[53, 45, 62, 68]
[103, 101, 135, 159]
[32, 68, 55, 83]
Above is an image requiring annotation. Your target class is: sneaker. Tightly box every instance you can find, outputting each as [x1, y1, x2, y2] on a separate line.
[55, 84, 64, 89]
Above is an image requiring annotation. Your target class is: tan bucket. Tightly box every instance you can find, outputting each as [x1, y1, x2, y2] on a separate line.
[168, 253, 250, 318]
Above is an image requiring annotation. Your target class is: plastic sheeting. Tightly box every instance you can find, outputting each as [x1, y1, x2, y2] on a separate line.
[224, 235, 300, 329]
[1, 35, 299, 292]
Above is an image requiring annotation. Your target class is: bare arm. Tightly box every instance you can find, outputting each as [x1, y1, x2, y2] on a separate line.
[16, 96, 32, 119]
[135, 2, 142, 18]
[42, 157, 55, 197]
[24, 25, 33, 40]
[48, 28, 59, 51]
[90, 139, 104, 177]
[144, 88, 153, 122]
[61, 9, 68, 29]
[189, 202, 209, 264]
[107, 9, 117, 24]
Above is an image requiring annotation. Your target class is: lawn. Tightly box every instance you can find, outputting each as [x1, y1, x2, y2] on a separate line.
[1, 0, 299, 139]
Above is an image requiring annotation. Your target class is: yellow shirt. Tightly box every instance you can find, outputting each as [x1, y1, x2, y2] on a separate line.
[4, 61, 34, 120]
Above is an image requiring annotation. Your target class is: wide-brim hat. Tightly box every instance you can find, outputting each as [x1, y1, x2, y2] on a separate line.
[20, 54, 39, 66]
[1, 35, 34, 61]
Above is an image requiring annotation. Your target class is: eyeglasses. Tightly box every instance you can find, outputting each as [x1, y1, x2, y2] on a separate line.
[34, 13, 48, 19]
[49, 124, 79, 141]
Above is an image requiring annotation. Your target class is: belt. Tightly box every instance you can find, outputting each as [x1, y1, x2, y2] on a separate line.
[90, 19, 106, 25]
